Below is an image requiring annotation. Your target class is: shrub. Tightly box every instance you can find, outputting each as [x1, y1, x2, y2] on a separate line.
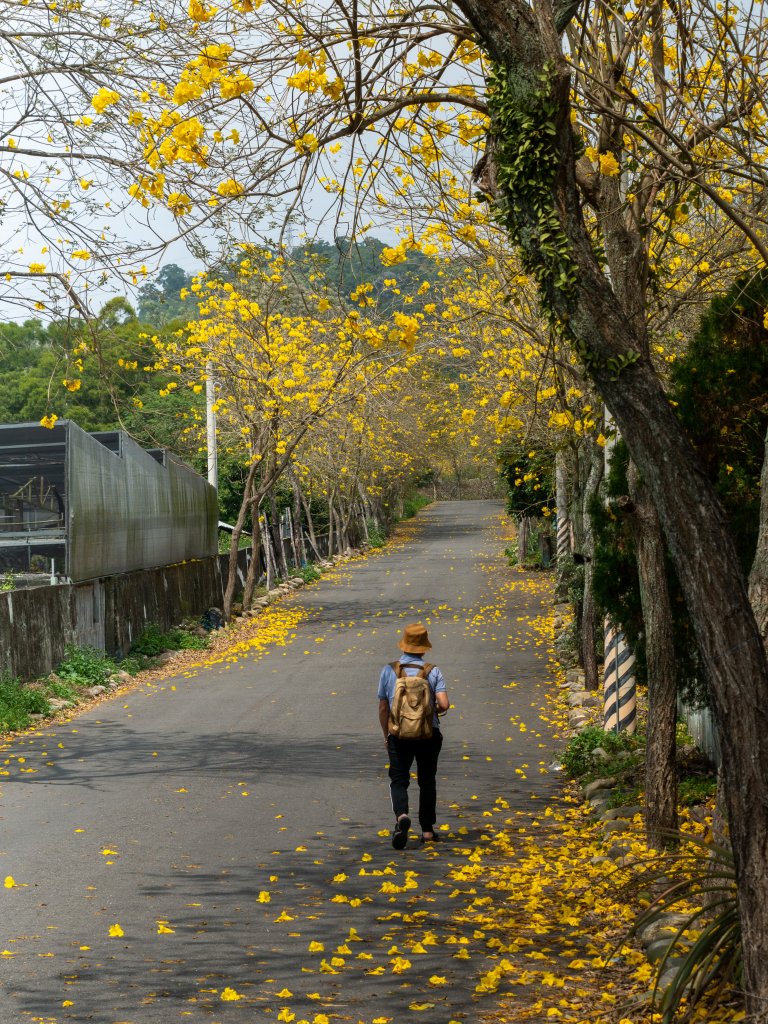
[130, 623, 210, 656]
[562, 726, 641, 779]
[294, 563, 322, 584]
[0, 673, 51, 731]
[130, 623, 168, 656]
[57, 644, 116, 686]
[117, 655, 147, 675]
[366, 520, 386, 548]
[172, 630, 209, 651]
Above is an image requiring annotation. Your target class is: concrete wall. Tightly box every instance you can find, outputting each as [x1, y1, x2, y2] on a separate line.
[0, 555, 225, 681]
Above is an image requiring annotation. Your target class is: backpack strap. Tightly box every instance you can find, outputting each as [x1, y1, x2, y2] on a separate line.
[391, 661, 433, 677]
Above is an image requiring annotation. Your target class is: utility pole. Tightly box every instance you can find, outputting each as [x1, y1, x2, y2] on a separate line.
[205, 361, 218, 490]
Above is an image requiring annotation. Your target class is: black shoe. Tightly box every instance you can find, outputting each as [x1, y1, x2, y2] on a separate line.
[392, 815, 411, 850]
[421, 832, 441, 843]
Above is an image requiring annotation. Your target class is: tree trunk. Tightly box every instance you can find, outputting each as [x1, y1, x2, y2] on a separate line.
[241, 508, 263, 611]
[269, 488, 290, 579]
[326, 493, 335, 557]
[749, 426, 768, 642]
[358, 490, 370, 544]
[580, 443, 603, 691]
[223, 462, 258, 621]
[517, 515, 529, 565]
[262, 504, 275, 591]
[289, 475, 306, 566]
[628, 463, 679, 846]
[299, 487, 320, 560]
[458, 4, 768, 1009]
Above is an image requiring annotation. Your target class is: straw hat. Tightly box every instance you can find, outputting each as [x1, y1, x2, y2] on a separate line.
[398, 623, 432, 654]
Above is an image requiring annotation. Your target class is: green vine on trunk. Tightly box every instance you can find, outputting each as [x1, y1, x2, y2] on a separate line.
[487, 62, 576, 313]
[487, 61, 630, 378]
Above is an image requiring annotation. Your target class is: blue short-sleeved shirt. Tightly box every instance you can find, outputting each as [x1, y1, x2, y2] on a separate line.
[378, 653, 447, 729]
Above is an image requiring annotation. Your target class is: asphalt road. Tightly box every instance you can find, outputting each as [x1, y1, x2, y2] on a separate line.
[0, 500, 561, 1024]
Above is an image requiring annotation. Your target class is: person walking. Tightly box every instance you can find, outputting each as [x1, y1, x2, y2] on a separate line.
[378, 623, 449, 849]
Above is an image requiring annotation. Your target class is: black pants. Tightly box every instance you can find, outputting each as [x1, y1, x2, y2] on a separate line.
[387, 730, 443, 832]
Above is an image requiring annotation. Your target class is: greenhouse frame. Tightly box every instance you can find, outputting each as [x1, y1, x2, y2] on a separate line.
[0, 420, 217, 582]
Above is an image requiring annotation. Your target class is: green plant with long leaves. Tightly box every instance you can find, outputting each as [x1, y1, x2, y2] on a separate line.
[623, 834, 741, 1022]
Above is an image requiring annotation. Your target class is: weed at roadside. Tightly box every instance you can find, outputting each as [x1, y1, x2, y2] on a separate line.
[0, 672, 50, 730]
[292, 563, 322, 584]
[130, 623, 210, 657]
[562, 725, 644, 780]
[57, 644, 117, 686]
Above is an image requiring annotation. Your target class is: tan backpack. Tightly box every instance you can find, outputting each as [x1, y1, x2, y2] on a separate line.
[388, 662, 434, 741]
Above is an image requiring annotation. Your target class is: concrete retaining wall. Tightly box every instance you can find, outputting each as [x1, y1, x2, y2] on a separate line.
[0, 555, 226, 681]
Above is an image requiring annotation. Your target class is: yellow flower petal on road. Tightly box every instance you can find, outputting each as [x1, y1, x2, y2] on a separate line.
[220, 986, 243, 1001]
[108, 924, 124, 937]
[257, 891, 271, 903]
[4, 876, 17, 888]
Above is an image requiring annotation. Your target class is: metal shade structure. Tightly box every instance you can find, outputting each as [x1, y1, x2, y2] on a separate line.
[0, 420, 217, 582]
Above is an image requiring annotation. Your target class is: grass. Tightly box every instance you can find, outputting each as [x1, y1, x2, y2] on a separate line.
[679, 775, 717, 806]
[401, 494, 431, 519]
[0, 673, 51, 731]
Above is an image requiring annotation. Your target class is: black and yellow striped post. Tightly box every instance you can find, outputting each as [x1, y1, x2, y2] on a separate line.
[600, 407, 637, 734]
[555, 451, 571, 560]
[603, 618, 637, 734]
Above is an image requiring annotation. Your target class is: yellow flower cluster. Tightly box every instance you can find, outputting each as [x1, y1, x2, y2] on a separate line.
[91, 87, 120, 113]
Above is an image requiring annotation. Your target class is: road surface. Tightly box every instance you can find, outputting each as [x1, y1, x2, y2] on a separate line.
[0, 500, 561, 1023]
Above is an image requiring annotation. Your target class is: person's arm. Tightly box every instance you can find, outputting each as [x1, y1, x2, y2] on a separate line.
[379, 699, 391, 742]
[378, 665, 393, 745]
[431, 666, 450, 715]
